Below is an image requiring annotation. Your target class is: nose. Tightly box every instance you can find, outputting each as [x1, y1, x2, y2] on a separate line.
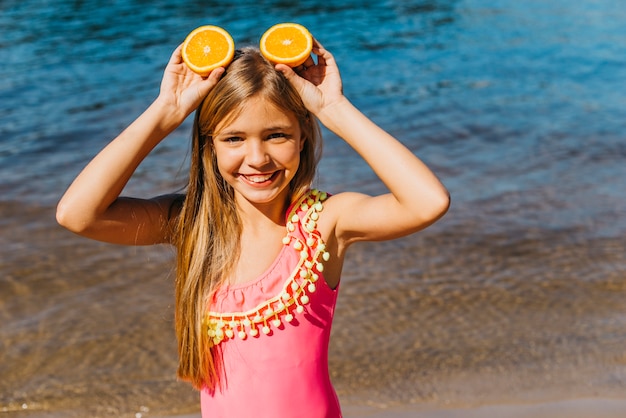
[245, 139, 270, 167]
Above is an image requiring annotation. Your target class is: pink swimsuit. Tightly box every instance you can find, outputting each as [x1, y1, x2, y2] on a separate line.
[200, 190, 341, 418]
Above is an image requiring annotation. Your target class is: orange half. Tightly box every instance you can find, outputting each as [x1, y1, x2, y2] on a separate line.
[260, 23, 313, 67]
[182, 25, 235, 76]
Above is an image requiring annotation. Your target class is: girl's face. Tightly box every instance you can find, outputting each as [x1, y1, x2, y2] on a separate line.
[212, 95, 304, 211]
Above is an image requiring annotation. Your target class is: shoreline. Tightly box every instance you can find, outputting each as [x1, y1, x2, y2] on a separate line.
[342, 397, 626, 417]
[158, 397, 626, 418]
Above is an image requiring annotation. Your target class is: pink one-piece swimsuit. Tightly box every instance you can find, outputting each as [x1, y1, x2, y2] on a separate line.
[200, 190, 342, 418]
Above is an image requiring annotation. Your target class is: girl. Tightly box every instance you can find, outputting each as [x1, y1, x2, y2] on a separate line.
[57, 36, 449, 417]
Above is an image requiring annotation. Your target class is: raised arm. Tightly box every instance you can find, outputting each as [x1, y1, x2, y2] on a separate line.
[277, 40, 450, 246]
[56, 46, 224, 245]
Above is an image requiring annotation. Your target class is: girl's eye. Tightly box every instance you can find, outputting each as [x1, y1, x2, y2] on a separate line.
[224, 136, 243, 143]
[267, 132, 287, 141]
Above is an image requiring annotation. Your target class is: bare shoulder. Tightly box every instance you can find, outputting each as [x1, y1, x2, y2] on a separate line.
[117, 192, 184, 222]
[320, 189, 448, 245]
[149, 192, 185, 241]
[321, 191, 369, 216]
[316, 191, 369, 244]
[81, 193, 185, 245]
[314, 191, 369, 286]
[151, 192, 185, 219]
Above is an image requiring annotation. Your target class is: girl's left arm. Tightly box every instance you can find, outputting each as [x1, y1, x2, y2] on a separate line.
[278, 40, 450, 246]
[317, 97, 450, 244]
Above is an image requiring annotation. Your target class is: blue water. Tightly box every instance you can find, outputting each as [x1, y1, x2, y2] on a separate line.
[2, 0, 626, 416]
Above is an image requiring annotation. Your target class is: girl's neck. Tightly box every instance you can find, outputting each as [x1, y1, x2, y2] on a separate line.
[229, 193, 291, 286]
[235, 193, 290, 229]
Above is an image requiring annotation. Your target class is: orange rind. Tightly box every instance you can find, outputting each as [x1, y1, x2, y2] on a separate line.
[181, 25, 235, 76]
[260, 23, 313, 67]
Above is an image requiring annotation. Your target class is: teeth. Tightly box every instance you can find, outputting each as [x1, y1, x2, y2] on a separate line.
[245, 174, 273, 183]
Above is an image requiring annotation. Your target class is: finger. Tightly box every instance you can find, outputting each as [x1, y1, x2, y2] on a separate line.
[276, 64, 309, 91]
[191, 66, 225, 105]
[169, 44, 184, 65]
[313, 41, 337, 69]
[276, 63, 297, 79]
[293, 56, 315, 74]
[311, 38, 328, 67]
[301, 55, 315, 69]
[311, 37, 325, 54]
[207, 67, 225, 82]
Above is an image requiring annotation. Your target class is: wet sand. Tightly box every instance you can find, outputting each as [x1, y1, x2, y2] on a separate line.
[161, 398, 626, 418]
[342, 398, 626, 418]
[2, 203, 626, 417]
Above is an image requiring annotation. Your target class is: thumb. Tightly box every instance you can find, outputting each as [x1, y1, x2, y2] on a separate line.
[275, 64, 307, 91]
[200, 67, 225, 93]
[275, 63, 321, 113]
[195, 67, 225, 102]
[183, 67, 225, 112]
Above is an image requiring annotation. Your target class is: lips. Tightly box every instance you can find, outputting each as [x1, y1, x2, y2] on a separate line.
[240, 172, 277, 184]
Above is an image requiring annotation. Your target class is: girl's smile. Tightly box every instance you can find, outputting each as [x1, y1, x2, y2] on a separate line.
[212, 95, 304, 209]
[239, 172, 278, 185]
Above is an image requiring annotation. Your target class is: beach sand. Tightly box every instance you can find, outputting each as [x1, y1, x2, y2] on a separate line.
[159, 398, 626, 418]
[342, 398, 626, 417]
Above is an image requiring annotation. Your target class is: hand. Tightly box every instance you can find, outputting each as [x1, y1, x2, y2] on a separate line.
[157, 44, 224, 121]
[276, 38, 344, 116]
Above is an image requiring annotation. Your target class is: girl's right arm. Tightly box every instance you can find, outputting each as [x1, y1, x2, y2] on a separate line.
[56, 46, 223, 245]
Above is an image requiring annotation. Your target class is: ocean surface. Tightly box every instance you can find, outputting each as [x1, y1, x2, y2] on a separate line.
[2, 0, 625, 416]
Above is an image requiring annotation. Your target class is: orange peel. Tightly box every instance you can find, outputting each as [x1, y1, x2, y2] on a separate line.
[260, 23, 313, 67]
[181, 25, 235, 76]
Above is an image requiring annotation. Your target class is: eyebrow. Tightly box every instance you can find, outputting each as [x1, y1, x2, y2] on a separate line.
[215, 130, 246, 137]
[265, 125, 293, 131]
[215, 125, 294, 137]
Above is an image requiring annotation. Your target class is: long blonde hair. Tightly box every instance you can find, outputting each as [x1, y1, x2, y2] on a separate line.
[174, 47, 322, 390]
